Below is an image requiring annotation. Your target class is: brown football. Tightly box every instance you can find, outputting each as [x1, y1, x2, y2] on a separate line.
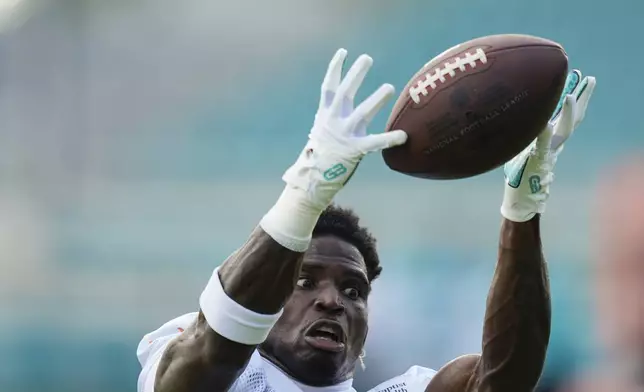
[382, 34, 568, 179]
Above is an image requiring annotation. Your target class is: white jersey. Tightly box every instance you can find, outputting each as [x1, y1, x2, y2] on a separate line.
[137, 312, 436, 392]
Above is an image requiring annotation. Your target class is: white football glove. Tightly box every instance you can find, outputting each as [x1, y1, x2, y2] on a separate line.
[282, 48, 408, 210]
[500, 70, 597, 222]
[260, 49, 407, 251]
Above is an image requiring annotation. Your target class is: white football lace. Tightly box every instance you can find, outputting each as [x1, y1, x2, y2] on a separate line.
[409, 48, 488, 104]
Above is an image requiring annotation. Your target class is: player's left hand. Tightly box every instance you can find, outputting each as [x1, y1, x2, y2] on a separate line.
[500, 70, 596, 222]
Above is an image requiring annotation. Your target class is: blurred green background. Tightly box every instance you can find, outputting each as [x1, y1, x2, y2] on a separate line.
[0, 0, 641, 391]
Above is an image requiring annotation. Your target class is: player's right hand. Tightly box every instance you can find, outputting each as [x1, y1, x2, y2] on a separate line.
[282, 49, 408, 210]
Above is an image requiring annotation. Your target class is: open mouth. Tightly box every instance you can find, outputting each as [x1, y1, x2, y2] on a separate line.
[304, 320, 346, 353]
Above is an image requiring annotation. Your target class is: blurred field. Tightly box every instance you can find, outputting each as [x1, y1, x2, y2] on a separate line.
[0, 0, 642, 391]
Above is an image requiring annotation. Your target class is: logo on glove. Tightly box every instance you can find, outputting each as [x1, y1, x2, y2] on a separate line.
[529, 175, 541, 193]
[323, 163, 348, 180]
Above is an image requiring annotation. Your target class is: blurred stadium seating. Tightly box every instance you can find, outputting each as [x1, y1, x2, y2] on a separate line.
[0, 0, 642, 391]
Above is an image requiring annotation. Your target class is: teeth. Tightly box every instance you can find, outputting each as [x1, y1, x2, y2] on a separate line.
[313, 328, 338, 342]
[308, 323, 342, 343]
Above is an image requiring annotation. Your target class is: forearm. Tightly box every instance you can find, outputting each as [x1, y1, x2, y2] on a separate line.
[218, 226, 304, 314]
[425, 216, 551, 392]
[477, 215, 551, 392]
[154, 227, 304, 392]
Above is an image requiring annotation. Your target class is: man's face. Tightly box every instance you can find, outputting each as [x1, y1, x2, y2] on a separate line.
[260, 234, 370, 386]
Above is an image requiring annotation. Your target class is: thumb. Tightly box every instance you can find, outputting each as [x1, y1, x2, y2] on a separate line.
[357, 130, 408, 153]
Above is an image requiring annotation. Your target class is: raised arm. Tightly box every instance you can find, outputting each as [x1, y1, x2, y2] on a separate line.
[424, 216, 550, 392]
[426, 70, 596, 392]
[144, 49, 407, 392]
[479, 215, 550, 390]
[153, 228, 303, 392]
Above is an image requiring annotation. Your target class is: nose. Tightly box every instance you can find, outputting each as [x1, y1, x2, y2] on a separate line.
[314, 285, 345, 315]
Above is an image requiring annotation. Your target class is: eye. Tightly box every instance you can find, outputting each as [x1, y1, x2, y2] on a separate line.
[342, 287, 360, 300]
[296, 277, 314, 290]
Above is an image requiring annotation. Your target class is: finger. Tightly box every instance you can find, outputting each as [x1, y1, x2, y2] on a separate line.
[356, 130, 408, 153]
[574, 76, 596, 124]
[330, 54, 373, 117]
[319, 48, 348, 110]
[551, 95, 577, 150]
[550, 69, 581, 123]
[536, 123, 554, 153]
[349, 83, 395, 128]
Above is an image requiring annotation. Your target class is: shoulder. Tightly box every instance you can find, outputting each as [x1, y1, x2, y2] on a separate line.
[136, 313, 199, 392]
[367, 365, 437, 392]
[423, 354, 480, 392]
[136, 312, 199, 367]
